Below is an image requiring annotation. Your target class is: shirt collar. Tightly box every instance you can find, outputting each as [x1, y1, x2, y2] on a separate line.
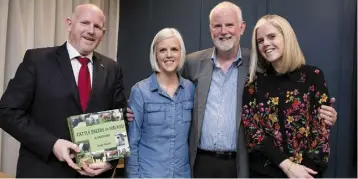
[66, 41, 93, 64]
[149, 73, 185, 92]
[211, 47, 242, 67]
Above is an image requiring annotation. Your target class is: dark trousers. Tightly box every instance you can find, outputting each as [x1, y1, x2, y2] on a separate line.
[193, 150, 237, 178]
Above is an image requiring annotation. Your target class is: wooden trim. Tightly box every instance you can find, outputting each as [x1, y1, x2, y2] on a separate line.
[116, 159, 124, 168]
[0, 172, 12, 178]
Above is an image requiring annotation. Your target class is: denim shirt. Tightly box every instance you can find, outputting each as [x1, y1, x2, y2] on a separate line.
[126, 73, 195, 178]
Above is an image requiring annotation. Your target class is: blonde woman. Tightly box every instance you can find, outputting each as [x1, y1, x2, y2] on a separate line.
[126, 28, 194, 178]
[242, 14, 332, 178]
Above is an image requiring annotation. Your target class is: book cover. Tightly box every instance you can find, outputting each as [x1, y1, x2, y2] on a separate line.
[67, 109, 130, 167]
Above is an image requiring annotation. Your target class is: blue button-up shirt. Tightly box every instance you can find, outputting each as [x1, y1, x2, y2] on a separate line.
[199, 48, 242, 151]
[126, 73, 195, 178]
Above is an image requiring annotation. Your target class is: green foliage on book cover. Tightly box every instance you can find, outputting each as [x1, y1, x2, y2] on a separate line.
[67, 109, 130, 167]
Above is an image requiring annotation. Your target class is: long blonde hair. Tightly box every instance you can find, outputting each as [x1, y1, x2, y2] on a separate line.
[249, 14, 305, 83]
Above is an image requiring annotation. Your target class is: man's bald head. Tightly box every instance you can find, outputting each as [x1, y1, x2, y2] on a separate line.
[209, 1, 243, 24]
[72, 4, 106, 27]
[66, 4, 106, 56]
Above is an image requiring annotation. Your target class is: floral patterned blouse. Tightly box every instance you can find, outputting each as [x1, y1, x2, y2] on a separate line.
[242, 65, 331, 177]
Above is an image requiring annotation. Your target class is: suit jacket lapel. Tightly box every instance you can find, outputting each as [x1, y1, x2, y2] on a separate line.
[236, 62, 249, 134]
[235, 48, 250, 177]
[86, 53, 106, 112]
[197, 49, 214, 137]
[236, 48, 250, 134]
[55, 44, 82, 111]
[235, 49, 250, 178]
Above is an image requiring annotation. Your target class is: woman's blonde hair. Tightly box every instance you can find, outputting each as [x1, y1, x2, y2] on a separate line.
[249, 14, 305, 83]
[149, 28, 186, 72]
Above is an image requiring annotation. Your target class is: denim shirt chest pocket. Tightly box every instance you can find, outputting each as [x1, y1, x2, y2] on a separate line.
[144, 103, 166, 126]
[181, 101, 193, 123]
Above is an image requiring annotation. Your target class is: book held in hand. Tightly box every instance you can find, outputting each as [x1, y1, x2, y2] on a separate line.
[67, 109, 130, 167]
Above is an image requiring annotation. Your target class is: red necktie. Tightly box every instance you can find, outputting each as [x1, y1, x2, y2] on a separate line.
[77, 57, 91, 111]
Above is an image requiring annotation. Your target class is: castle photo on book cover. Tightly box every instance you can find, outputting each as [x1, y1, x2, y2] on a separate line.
[67, 108, 130, 167]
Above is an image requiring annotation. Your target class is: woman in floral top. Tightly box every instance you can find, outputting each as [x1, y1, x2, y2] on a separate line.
[242, 14, 332, 178]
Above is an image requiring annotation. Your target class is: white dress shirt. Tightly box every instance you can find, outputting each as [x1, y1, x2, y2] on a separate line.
[66, 42, 93, 87]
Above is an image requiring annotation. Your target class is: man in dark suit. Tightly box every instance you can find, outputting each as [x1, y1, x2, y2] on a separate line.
[0, 4, 126, 177]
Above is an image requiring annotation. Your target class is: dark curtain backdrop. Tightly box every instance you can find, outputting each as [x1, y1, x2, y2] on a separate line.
[117, 0, 357, 177]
